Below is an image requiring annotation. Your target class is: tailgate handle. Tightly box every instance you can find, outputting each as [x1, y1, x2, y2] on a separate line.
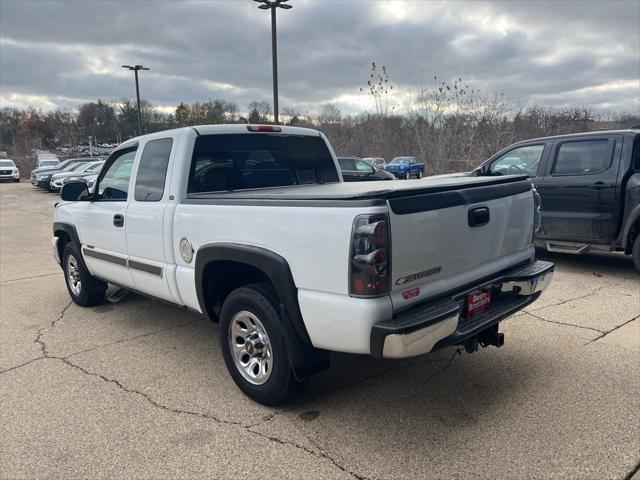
[468, 206, 490, 227]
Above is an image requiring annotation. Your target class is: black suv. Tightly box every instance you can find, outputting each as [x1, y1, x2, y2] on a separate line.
[476, 129, 640, 271]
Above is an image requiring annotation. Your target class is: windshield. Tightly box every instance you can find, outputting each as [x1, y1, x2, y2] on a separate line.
[61, 162, 84, 172]
[390, 158, 410, 164]
[87, 162, 105, 172]
[65, 163, 86, 172]
[0, 160, 15, 167]
[41, 160, 59, 167]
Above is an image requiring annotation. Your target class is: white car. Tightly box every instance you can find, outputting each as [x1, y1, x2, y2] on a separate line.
[0, 159, 20, 182]
[52, 124, 553, 405]
[50, 161, 105, 191]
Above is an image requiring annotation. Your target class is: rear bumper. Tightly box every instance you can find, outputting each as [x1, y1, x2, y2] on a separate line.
[370, 260, 554, 359]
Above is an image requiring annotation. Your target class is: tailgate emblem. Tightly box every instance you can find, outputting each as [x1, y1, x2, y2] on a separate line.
[395, 266, 442, 285]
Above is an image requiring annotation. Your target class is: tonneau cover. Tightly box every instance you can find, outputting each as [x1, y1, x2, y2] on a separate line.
[186, 174, 529, 201]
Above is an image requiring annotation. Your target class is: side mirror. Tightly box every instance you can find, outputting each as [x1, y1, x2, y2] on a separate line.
[60, 182, 90, 201]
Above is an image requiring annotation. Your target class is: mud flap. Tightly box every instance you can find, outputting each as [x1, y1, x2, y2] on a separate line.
[280, 305, 329, 381]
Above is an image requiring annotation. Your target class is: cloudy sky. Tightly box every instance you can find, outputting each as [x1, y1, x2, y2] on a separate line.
[1, 0, 639, 116]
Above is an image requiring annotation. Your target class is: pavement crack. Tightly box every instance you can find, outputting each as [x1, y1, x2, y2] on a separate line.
[57, 356, 369, 479]
[34, 300, 73, 356]
[584, 314, 640, 346]
[528, 278, 631, 313]
[63, 318, 204, 359]
[244, 426, 371, 480]
[59, 355, 246, 426]
[0, 356, 47, 374]
[1, 272, 60, 284]
[523, 310, 606, 334]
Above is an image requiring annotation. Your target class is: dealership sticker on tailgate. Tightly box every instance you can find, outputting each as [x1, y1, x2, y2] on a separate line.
[465, 289, 492, 317]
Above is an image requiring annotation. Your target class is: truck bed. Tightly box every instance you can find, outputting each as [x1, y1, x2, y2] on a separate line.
[185, 174, 529, 202]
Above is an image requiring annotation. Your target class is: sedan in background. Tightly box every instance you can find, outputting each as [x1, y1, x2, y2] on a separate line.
[337, 156, 395, 181]
[0, 159, 20, 182]
[31, 158, 95, 190]
[49, 160, 105, 192]
[61, 163, 105, 192]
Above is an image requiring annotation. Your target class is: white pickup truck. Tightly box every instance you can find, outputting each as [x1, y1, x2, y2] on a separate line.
[53, 124, 553, 404]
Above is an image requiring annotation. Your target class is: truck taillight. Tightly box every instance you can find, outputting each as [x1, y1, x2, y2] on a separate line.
[349, 215, 390, 297]
[532, 187, 542, 242]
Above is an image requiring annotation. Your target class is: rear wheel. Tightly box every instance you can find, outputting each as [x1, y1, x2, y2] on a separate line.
[62, 243, 106, 306]
[219, 283, 301, 405]
[417, 170, 423, 179]
[404, 171, 410, 180]
[632, 236, 640, 273]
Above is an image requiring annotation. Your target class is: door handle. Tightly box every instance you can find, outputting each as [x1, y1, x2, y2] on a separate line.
[113, 214, 124, 227]
[591, 182, 610, 190]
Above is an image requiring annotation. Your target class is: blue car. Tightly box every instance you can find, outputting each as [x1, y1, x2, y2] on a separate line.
[384, 156, 425, 179]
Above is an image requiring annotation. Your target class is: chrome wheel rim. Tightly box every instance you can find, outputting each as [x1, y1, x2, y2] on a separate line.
[228, 311, 273, 385]
[66, 254, 81, 296]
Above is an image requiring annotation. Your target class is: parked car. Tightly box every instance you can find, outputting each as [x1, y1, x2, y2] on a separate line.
[31, 158, 92, 190]
[0, 159, 20, 182]
[61, 164, 105, 192]
[384, 156, 426, 179]
[475, 129, 640, 271]
[338, 156, 395, 181]
[362, 157, 386, 169]
[50, 161, 105, 192]
[36, 158, 60, 169]
[53, 124, 552, 405]
[36, 152, 60, 169]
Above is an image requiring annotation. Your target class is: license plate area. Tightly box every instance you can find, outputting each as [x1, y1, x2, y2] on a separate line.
[464, 288, 493, 318]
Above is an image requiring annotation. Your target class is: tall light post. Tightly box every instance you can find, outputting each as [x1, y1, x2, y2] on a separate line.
[254, 0, 292, 124]
[122, 64, 150, 135]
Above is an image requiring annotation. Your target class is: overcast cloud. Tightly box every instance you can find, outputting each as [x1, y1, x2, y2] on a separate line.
[1, 0, 638, 115]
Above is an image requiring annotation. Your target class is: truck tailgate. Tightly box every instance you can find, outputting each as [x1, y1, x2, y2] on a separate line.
[387, 178, 535, 310]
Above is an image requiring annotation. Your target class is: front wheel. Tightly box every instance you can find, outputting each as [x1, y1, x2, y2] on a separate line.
[632, 236, 640, 273]
[219, 283, 301, 405]
[404, 171, 410, 180]
[62, 243, 106, 306]
[417, 170, 423, 179]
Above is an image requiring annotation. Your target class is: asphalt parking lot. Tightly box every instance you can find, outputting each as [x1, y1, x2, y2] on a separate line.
[1, 181, 638, 480]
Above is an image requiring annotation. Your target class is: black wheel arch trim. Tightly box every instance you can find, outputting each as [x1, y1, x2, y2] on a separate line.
[195, 242, 328, 380]
[53, 222, 86, 271]
[621, 203, 640, 252]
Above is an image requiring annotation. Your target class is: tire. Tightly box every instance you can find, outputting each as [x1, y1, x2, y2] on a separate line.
[632, 236, 640, 273]
[14, 178, 20, 183]
[62, 242, 106, 306]
[417, 170, 423, 179]
[219, 283, 301, 405]
[404, 171, 410, 180]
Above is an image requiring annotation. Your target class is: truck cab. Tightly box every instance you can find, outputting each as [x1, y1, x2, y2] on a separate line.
[477, 130, 640, 270]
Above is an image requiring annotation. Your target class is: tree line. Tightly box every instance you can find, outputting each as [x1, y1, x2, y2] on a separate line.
[2, 67, 638, 174]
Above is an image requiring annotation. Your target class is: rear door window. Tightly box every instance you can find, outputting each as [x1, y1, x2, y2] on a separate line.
[338, 158, 356, 171]
[188, 134, 339, 193]
[553, 139, 614, 175]
[134, 138, 173, 201]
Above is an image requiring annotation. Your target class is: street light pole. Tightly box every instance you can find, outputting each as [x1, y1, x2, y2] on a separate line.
[122, 64, 150, 136]
[255, 0, 292, 125]
[271, 6, 279, 125]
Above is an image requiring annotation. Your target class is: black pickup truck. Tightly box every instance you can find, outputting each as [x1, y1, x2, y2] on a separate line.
[475, 129, 640, 271]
